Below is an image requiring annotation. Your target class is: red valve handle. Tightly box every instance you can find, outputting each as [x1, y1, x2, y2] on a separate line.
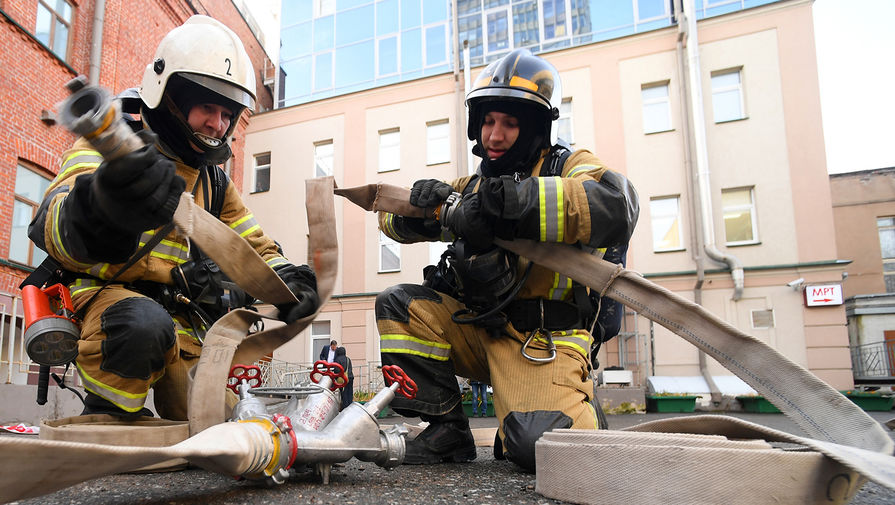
[309, 360, 347, 389]
[382, 365, 418, 399]
[227, 364, 262, 393]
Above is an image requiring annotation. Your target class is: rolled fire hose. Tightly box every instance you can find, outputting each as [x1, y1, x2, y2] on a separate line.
[333, 183, 895, 504]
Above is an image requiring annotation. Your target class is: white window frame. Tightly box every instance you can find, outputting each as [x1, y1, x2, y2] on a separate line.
[378, 128, 401, 173]
[375, 35, 401, 78]
[878, 217, 895, 293]
[310, 320, 332, 360]
[314, 0, 335, 18]
[641, 81, 672, 134]
[711, 67, 746, 123]
[252, 152, 271, 193]
[379, 231, 401, 272]
[722, 186, 759, 246]
[649, 196, 684, 252]
[556, 97, 574, 145]
[422, 22, 450, 69]
[10, 164, 50, 267]
[314, 140, 334, 177]
[426, 120, 450, 165]
[634, 0, 671, 27]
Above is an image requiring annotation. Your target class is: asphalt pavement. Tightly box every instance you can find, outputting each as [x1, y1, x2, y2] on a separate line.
[5, 410, 895, 505]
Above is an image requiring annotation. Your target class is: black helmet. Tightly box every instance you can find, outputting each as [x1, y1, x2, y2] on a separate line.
[465, 49, 562, 147]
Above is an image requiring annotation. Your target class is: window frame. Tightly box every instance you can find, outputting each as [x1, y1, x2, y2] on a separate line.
[10, 163, 51, 267]
[426, 119, 451, 166]
[641, 81, 673, 134]
[310, 320, 332, 360]
[556, 97, 575, 145]
[379, 231, 401, 273]
[540, 0, 571, 43]
[482, 3, 512, 58]
[378, 128, 401, 173]
[711, 67, 746, 123]
[314, 140, 334, 177]
[252, 152, 271, 193]
[877, 217, 895, 293]
[649, 195, 685, 253]
[722, 186, 760, 246]
[36, 0, 73, 61]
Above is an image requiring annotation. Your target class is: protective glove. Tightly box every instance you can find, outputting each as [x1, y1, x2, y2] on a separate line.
[274, 263, 320, 324]
[443, 192, 495, 251]
[409, 179, 454, 208]
[92, 131, 185, 234]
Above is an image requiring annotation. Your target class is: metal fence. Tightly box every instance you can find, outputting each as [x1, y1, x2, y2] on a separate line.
[850, 341, 895, 383]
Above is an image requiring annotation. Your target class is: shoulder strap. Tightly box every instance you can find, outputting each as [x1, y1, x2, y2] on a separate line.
[207, 165, 228, 220]
[539, 140, 573, 178]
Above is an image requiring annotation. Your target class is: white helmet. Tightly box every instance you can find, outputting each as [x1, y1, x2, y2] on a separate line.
[139, 15, 256, 112]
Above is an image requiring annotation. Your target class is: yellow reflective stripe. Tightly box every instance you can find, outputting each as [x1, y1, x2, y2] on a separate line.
[87, 263, 111, 279]
[59, 150, 102, 178]
[566, 164, 597, 178]
[548, 274, 572, 301]
[538, 177, 564, 242]
[586, 401, 599, 429]
[552, 329, 593, 357]
[380, 334, 451, 361]
[76, 361, 150, 412]
[383, 213, 398, 239]
[69, 278, 102, 297]
[267, 257, 288, 269]
[50, 199, 91, 268]
[231, 214, 260, 237]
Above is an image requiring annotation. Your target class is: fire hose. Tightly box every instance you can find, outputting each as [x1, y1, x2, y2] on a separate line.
[333, 182, 895, 504]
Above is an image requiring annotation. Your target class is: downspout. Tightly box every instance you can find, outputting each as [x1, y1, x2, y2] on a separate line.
[677, 0, 727, 406]
[88, 0, 106, 85]
[681, 0, 744, 301]
[451, 0, 467, 179]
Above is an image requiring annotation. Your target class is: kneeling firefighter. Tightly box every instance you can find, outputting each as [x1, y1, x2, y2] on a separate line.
[23, 16, 318, 421]
[375, 49, 639, 471]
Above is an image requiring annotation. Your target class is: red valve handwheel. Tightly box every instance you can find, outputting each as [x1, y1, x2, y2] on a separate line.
[309, 360, 347, 389]
[382, 365, 418, 399]
[227, 364, 262, 393]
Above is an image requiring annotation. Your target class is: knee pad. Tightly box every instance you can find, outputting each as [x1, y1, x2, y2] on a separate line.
[375, 284, 441, 323]
[100, 297, 175, 380]
[502, 410, 572, 472]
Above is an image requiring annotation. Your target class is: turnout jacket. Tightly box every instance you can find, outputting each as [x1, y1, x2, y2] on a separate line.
[29, 137, 288, 288]
[378, 147, 639, 302]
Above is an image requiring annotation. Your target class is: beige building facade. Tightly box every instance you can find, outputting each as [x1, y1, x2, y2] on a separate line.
[243, 0, 854, 391]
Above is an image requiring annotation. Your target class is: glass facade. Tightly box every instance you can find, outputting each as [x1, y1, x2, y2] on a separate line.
[277, 0, 780, 107]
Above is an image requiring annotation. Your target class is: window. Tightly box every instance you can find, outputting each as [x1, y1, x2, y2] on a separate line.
[878, 217, 895, 292]
[751, 309, 775, 329]
[485, 5, 510, 54]
[378, 129, 400, 172]
[379, 231, 400, 272]
[426, 120, 450, 165]
[542, 0, 568, 40]
[712, 68, 745, 123]
[642, 82, 672, 134]
[722, 187, 758, 245]
[314, 0, 335, 18]
[36, 0, 72, 61]
[556, 97, 574, 144]
[314, 140, 334, 177]
[311, 321, 331, 359]
[10, 165, 50, 267]
[253, 153, 270, 193]
[649, 196, 683, 252]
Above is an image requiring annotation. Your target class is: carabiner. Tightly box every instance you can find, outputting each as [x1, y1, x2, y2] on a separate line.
[520, 300, 556, 363]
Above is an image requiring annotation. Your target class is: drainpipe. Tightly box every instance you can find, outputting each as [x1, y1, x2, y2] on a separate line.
[88, 0, 105, 85]
[681, 0, 743, 301]
[451, 0, 467, 178]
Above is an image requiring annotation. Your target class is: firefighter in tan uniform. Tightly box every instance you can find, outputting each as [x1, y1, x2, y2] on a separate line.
[376, 49, 639, 471]
[27, 16, 317, 420]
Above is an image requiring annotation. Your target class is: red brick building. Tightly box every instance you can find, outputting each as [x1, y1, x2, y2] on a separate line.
[0, 0, 273, 294]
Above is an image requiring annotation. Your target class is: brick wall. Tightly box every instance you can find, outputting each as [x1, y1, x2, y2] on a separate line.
[0, 0, 272, 294]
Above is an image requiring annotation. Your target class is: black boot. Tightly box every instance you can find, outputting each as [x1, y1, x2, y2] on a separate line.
[81, 391, 153, 419]
[404, 403, 476, 464]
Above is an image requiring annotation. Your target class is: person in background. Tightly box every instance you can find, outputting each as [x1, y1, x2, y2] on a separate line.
[469, 380, 489, 417]
[334, 346, 354, 410]
[320, 339, 338, 362]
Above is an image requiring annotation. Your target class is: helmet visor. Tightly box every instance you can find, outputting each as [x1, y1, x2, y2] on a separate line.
[180, 72, 255, 111]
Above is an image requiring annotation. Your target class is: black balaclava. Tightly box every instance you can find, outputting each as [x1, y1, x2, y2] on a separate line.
[142, 74, 239, 167]
[474, 101, 548, 178]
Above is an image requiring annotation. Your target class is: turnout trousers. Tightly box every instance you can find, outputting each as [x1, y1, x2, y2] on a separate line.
[71, 282, 203, 420]
[376, 283, 599, 467]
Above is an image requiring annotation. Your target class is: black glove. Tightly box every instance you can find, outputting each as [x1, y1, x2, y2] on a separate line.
[274, 264, 320, 324]
[92, 131, 185, 234]
[444, 193, 494, 251]
[409, 179, 454, 208]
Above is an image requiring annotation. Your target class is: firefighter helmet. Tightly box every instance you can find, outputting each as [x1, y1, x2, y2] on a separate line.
[465, 48, 562, 146]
